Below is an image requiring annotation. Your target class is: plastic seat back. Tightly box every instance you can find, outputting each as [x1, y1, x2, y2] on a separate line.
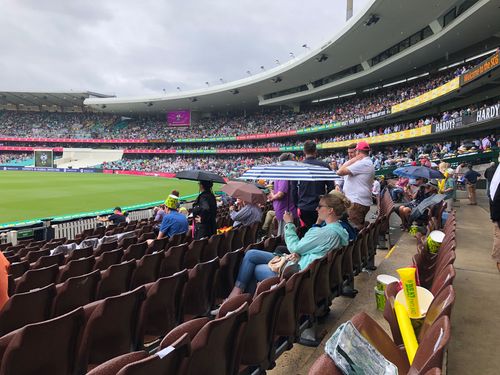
[185, 238, 208, 269]
[137, 270, 189, 344]
[96, 260, 136, 299]
[58, 255, 96, 283]
[240, 279, 286, 369]
[65, 246, 94, 264]
[122, 241, 148, 262]
[183, 258, 219, 320]
[410, 316, 450, 374]
[52, 270, 101, 317]
[93, 248, 124, 271]
[215, 249, 244, 300]
[76, 286, 146, 373]
[129, 252, 163, 289]
[161, 302, 248, 375]
[160, 243, 187, 277]
[0, 283, 56, 336]
[0, 307, 84, 375]
[14, 264, 59, 294]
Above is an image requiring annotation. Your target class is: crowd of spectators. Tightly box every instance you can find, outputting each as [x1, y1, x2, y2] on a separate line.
[0, 57, 483, 141]
[0, 153, 31, 165]
[89, 133, 498, 177]
[98, 155, 277, 178]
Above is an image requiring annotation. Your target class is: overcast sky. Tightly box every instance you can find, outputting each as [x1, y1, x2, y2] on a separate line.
[0, 0, 370, 97]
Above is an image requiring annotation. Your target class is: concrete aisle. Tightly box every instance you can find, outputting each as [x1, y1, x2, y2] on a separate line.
[268, 196, 499, 374]
[446, 198, 500, 374]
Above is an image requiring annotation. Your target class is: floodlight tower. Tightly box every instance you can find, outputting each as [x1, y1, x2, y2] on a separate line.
[346, 0, 353, 21]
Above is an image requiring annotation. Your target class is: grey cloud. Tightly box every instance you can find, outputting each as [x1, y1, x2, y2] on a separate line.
[0, 0, 371, 96]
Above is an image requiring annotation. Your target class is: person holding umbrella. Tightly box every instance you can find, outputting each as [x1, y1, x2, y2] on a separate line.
[192, 180, 218, 240]
[175, 170, 225, 240]
[230, 198, 262, 227]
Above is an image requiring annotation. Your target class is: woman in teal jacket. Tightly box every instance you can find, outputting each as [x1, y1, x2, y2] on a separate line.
[227, 191, 350, 297]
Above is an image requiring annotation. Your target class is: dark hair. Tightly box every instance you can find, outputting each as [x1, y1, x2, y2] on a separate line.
[200, 180, 213, 190]
[303, 140, 317, 155]
[171, 190, 180, 197]
[347, 143, 357, 150]
[114, 207, 122, 212]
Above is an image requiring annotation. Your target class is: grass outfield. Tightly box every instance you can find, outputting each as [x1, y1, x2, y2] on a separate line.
[0, 171, 205, 225]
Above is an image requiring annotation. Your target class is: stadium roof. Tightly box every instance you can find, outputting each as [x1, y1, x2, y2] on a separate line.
[0, 91, 113, 110]
[9, 0, 499, 115]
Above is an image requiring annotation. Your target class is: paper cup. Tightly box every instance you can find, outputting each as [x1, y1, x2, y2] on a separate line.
[427, 230, 445, 254]
[395, 286, 434, 319]
[376, 274, 399, 291]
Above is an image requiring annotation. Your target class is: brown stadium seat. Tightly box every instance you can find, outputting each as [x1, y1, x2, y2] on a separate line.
[184, 238, 208, 269]
[182, 258, 219, 320]
[121, 241, 148, 262]
[161, 301, 249, 375]
[0, 307, 84, 375]
[64, 245, 94, 264]
[215, 248, 244, 301]
[231, 226, 246, 252]
[136, 269, 189, 348]
[76, 286, 146, 374]
[58, 255, 96, 283]
[14, 263, 59, 294]
[201, 233, 224, 262]
[24, 248, 50, 264]
[160, 243, 187, 277]
[129, 252, 163, 289]
[87, 333, 191, 375]
[52, 270, 101, 317]
[275, 268, 311, 343]
[118, 236, 138, 251]
[0, 283, 56, 336]
[384, 285, 455, 347]
[308, 314, 450, 375]
[235, 278, 286, 373]
[146, 238, 167, 255]
[94, 240, 119, 257]
[7, 260, 30, 279]
[31, 253, 64, 269]
[93, 248, 124, 271]
[96, 259, 136, 299]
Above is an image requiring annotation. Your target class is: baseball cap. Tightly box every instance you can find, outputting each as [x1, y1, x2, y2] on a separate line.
[355, 141, 370, 151]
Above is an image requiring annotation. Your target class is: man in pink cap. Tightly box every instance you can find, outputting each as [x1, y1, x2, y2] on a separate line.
[337, 141, 375, 229]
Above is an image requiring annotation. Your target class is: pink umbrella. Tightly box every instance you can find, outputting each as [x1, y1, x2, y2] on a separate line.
[221, 181, 267, 205]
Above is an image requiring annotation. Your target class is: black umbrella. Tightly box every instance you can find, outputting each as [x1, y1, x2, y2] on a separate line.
[393, 166, 444, 179]
[175, 170, 226, 184]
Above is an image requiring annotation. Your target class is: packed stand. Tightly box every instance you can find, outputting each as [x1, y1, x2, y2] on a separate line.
[0, 152, 31, 165]
[0, 57, 484, 140]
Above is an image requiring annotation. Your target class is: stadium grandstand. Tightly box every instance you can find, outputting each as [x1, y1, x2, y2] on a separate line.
[1, 0, 500, 374]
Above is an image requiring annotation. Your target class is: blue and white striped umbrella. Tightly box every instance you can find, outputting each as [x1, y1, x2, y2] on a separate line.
[239, 160, 342, 181]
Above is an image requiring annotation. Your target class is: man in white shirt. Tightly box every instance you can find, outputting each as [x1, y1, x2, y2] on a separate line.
[337, 141, 375, 229]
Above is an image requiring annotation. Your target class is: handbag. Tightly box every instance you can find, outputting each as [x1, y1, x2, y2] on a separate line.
[268, 255, 288, 274]
[268, 254, 299, 276]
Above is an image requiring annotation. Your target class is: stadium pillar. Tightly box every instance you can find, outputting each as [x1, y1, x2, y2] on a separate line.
[346, 0, 353, 21]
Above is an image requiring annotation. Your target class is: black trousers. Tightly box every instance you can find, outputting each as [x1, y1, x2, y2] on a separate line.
[299, 209, 318, 229]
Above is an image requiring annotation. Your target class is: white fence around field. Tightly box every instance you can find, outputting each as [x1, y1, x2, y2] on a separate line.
[51, 208, 154, 240]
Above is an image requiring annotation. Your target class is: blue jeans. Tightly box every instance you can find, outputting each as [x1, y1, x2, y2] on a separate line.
[391, 188, 404, 202]
[235, 249, 277, 292]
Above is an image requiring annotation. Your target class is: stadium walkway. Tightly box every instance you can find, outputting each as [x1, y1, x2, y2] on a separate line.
[268, 193, 500, 375]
